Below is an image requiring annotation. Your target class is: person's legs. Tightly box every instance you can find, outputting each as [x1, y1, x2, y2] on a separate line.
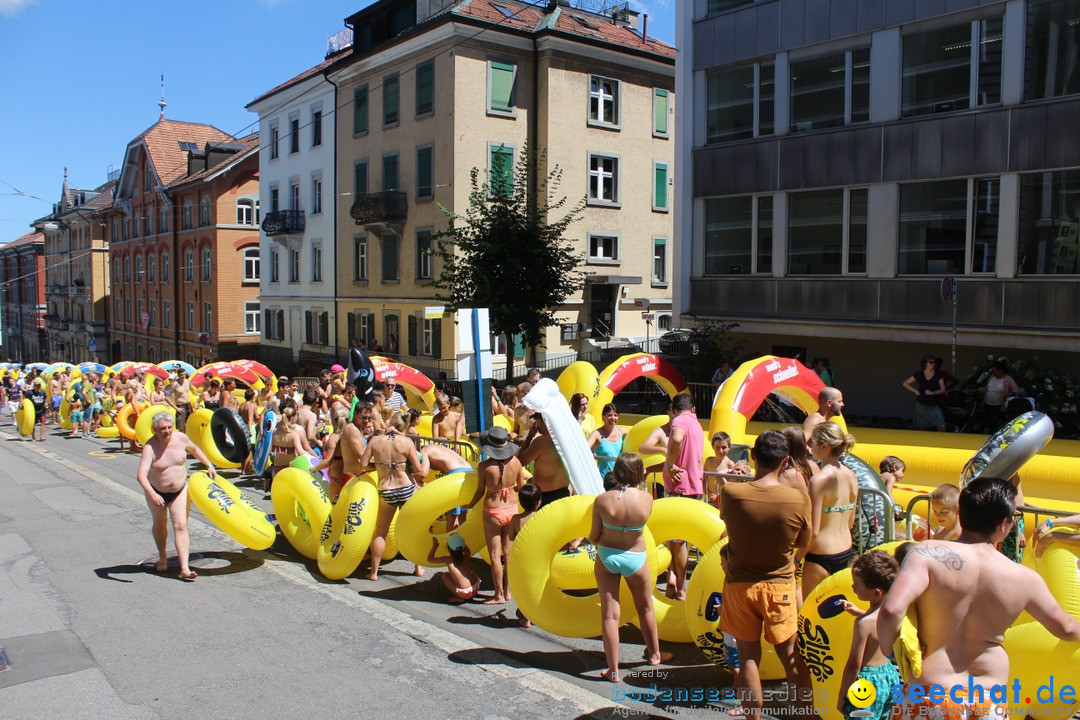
[772, 632, 812, 712]
[801, 561, 828, 598]
[366, 501, 394, 581]
[626, 562, 672, 666]
[483, 514, 506, 604]
[168, 486, 196, 580]
[594, 558, 622, 681]
[146, 494, 170, 572]
[734, 638, 763, 720]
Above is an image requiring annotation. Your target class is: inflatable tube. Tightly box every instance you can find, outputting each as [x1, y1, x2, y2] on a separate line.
[188, 471, 276, 550]
[556, 361, 600, 404]
[252, 410, 277, 475]
[117, 403, 138, 440]
[709, 356, 844, 444]
[371, 357, 437, 411]
[633, 497, 726, 643]
[590, 353, 688, 425]
[209, 407, 251, 465]
[316, 475, 380, 580]
[347, 347, 377, 401]
[135, 404, 175, 445]
[509, 494, 659, 637]
[383, 511, 399, 561]
[96, 425, 120, 439]
[549, 543, 601, 591]
[15, 398, 34, 437]
[491, 413, 514, 432]
[959, 411, 1055, 487]
[290, 454, 330, 484]
[188, 408, 241, 470]
[394, 472, 486, 567]
[270, 467, 332, 559]
[522, 378, 604, 496]
[841, 453, 892, 551]
[684, 539, 787, 681]
[58, 396, 72, 430]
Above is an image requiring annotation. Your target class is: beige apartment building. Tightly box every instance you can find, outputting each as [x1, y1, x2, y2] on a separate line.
[328, 0, 675, 370]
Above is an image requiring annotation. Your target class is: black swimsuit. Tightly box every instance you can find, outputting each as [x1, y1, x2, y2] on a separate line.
[154, 482, 188, 506]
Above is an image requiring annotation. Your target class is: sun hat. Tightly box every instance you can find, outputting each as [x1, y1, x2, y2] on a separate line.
[330, 364, 345, 373]
[447, 534, 466, 551]
[478, 426, 519, 460]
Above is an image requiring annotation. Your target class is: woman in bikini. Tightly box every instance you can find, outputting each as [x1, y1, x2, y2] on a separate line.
[469, 426, 525, 604]
[799, 421, 859, 596]
[268, 405, 305, 491]
[780, 425, 815, 492]
[588, 403, 626, 480]
[360, 422, 430, 580]
[312, 408, 350, 502]
[589, 452, 672, 682]
[200, 378, 223, 410]
[150, 378, 167, 405]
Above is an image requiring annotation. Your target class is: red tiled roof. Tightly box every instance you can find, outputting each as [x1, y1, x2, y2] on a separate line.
[2, 231, 44, 249]
[78, 180, 116, 212]
[138, 119, 232, 187]
[247, 47, 354, 108]
[167, 132, 260, 188]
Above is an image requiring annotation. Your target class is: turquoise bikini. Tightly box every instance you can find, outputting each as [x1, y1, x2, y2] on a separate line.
[598, 520, 648, 576]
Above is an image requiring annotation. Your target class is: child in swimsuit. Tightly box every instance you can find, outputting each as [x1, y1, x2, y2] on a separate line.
[471, 426, 525, 605]
[507, 483, 542, 627]
[427, 534, 481, 604]
[837, 550, 902, 720]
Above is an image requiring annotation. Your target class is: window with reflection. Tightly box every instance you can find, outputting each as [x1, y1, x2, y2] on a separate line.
[790, 49, 869, 132]
[902, 18, 1002, 117]
[706, 61, 773, 144]
[1025, 0, 1080, 100]
[1017, 169, 1080, 275]
[898, 180, 968, 274]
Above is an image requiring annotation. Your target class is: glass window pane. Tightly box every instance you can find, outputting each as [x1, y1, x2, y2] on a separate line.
[848, 188, 868, 273]
[902, 23, 972, 116]
[1017, 170, 1080, 275]
[416, 62, 434, 115]
[972, 179, 999, 273]
[788, 189, 844, 274]
[706, 65, 755, 143]
[704, 196, 752, 275]
[417, 147, 433, 198]
[355, 160, 368, 195]
[898, 180, 968, 274]
[354, 86, 368, 134]
[756, 196, 773, 274]
[977, 17, 1003, 105]
[383, 155, 399, 191]
[851, 48, 871, 123]
[383, 76, 399, 125]
[490, 147, 513, 196]
[1025, 0, 1080, 100]
[790, 53, 846, 132]
[758, 61, 775, 136]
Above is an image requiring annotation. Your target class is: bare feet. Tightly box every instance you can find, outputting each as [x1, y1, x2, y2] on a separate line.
[674, 590, 686, 601]
[516, 609, 531, 628]
[413, 565, 425, 577]
[483, 597, 507, 605]
[179, 570, 197, 581]
[155, 560, 168, 573]
[448, 597, 466, 605]
[366, 572, 378, 581]
[643, 650, 675, 665]
[600, 668, 619, 683]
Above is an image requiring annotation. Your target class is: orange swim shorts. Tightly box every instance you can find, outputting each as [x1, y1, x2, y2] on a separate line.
[719, 579, 797, 645]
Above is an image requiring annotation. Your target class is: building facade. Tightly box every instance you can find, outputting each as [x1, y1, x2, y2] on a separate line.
[107, 118, 261, 365]
[0, 232, 47, 362]
[321, 0, 675, 374]
[677, 0, 1080, 416]
[36, 175, 114, 363]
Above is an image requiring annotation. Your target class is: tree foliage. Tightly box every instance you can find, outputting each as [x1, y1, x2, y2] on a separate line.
[432, 144, 586, 370]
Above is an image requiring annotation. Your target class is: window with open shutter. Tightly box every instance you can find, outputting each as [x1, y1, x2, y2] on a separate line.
[408, 315, 417, 356]
[366, 314, 376, 345]
[347, 312, 356, 344]
[305, 311, 313, 344]
[277, 310, 285, 340]
[264, 309, 272, 340]
[431, 318, 442, 359]
[319, 312, 329, 345]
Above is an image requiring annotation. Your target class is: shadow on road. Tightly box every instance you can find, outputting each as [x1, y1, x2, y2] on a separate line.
[449, 646, 603, 680]
[93, 551, 262, 583]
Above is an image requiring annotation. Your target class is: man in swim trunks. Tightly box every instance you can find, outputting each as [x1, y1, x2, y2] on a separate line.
[135, 411, 217, 581]
[167, 369, 192, 431]
[48, 372, 61, 423]
[719, 430, 813, 720]
[879, 477, 1080, 720]
[663, 392, 704, 600]
[517, 414, 572, 508]
[801, 387, 844, 443]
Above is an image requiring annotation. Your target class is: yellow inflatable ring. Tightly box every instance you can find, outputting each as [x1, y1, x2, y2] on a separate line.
[549, 543, 600, 590]
[188, 471, 275, 550]
[270, 467, 332, 559]
[508, 494, 659, 638]
[15, 398, 35, 437]
[58, 396, 72, 430]
[135, 403, 175, 445]
[556, 360, 600, 403]
[685, 539, 787, 681]
[96, 425, 120, 439]
[394, 472, 486, 567]
[384, 511, 399, 561]
[636, 497, 726, 642]
[186, 407, 241, 469]
[491, 413, 514, 432]
[117, 403, 138, 440]
[317, 475, 380, 580]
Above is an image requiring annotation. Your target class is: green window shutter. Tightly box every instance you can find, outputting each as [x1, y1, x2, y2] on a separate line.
[408, 315, 418, 356]
[319, 312, 329, 346]
[347, 312, 356, 343]
[432, 318, 442, 359]
[382, 235, 398, 281]
[305, 311, 313, 344]
[513, 332, 526, 360]
[366, 313, 376, 344]
[264, 309, 271, 338]
[653, 89, 669, 135]
[416, 146, 433, 197]
[383, 75, 399, 125]
[490, 146, 513, 197]
[416, 62, 434, 115]
[489, 61, 515, 112]
[654, 163, 668, 209]
[276, 310, 284, 340]
[354, 86, 368, 134]
[354, 160, 368, 195]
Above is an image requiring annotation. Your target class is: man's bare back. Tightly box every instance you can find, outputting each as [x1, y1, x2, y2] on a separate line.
[518, 435, 568, 493]
[801, 412, 826, 442]
[340, 423, 367, 474]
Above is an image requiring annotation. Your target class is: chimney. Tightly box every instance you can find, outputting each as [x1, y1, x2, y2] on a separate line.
[642, 13, 648, 44]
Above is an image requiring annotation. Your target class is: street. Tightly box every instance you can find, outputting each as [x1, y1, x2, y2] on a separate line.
[0, 422, 744, 720]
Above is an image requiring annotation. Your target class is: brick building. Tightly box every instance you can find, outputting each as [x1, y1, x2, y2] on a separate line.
[0, 231, 47, 362]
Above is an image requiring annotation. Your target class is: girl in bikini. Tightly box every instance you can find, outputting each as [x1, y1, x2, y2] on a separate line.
[269, 406, 304, 490]
[589, 453, 672, 682]
[799, 421, 859, 596]
[588, 403, 627, 479]
[312, 408, 350, 502]
[471, 427, 525, 605]
[360, 424, 430, 580]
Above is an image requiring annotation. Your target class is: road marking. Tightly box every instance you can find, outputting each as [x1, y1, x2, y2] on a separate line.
[86, 450, 115, 460]
[0, 427, 618, 716]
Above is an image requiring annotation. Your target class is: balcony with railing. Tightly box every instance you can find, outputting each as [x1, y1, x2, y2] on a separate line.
[350, 191, 407, 225]
[261, 209, 306, 237]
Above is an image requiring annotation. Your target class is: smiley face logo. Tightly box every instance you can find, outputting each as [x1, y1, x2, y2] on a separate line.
[847, 678, 877, 709]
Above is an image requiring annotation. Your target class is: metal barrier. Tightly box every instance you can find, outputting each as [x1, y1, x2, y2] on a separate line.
[413, 434, 480, 466]
[855, 486, 896, 554]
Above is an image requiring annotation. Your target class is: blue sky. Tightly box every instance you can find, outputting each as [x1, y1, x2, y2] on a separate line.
[0, 0, 674, 238]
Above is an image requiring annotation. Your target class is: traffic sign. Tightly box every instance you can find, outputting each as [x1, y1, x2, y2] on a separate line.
[940, 276, 956, 301]
[88, 338, 97, 351]
[641, 312, 655, 322]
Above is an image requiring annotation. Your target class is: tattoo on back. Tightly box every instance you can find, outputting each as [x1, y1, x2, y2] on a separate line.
[912, 544, 965, 571]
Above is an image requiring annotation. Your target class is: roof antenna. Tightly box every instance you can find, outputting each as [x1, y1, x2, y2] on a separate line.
[158, 72, 167, 121]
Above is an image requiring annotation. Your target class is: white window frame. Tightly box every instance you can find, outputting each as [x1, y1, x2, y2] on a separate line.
[163, 300, 171, 329]
[236, 198, 256, 225]
[289, 247, 300, 283]
[244, 302, 261, 333]
[201, 247, 212, 282]
[203, 302, 213, 333]
[184, 250, 193, 282]
[311, 175, 322, 215]
[161, 251, 169, 281]
[587, 233, 620, 264]
[588, 75, 620, 129]
[186, 301, 194, 330]
[354, 234, 368, 281]
[422, 317, 436, 356]
[652, 237, 668, 285]
[269, 122, 279, 160]
[199, 195, 211, 226]
[311, 242, 323, 283]
[587, 152, 620, 206]
[270, 248, 280, 283]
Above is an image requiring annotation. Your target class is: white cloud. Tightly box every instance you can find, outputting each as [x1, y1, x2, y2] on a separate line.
[0, 0, 38, 17]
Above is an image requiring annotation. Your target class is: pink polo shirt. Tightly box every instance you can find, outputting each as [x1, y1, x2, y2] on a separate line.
[664, 412, 704, 497]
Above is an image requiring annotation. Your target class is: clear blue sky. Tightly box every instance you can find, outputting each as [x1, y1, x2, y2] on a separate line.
[0, 0, 674, 238]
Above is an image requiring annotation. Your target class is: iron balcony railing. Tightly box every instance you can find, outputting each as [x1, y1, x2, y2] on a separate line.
[350, 191, 407, 225]
[261, 209, 306, 236]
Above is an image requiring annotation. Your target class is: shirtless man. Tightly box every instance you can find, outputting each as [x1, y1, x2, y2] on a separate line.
[339, 402, 373, 491]
[135, 411, 216, 581]
[512, 382, 535, 440]
[168, 369, 192, 431]
[297, 388, 323, 453]
[638, 404, 673, 478]
[432, 392, 465, 442]
[517, 414, 572, 508]
[801, 387, 844, 442]
[48, 372, 62, 423]
[220, 378, 240, 411]
[878, 477, 1080, 716]
[360, 420, 429, 580]
[239, 390, 258, 475]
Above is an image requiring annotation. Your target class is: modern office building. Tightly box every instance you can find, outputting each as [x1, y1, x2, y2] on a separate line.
[0, 231, 47, 362]
[677, 0, 1080, 415]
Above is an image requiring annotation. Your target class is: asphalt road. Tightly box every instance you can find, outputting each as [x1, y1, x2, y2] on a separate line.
[0, 420, 753, 720]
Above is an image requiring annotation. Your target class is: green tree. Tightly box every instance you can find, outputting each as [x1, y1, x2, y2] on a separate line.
[432, 144, 586, 373]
